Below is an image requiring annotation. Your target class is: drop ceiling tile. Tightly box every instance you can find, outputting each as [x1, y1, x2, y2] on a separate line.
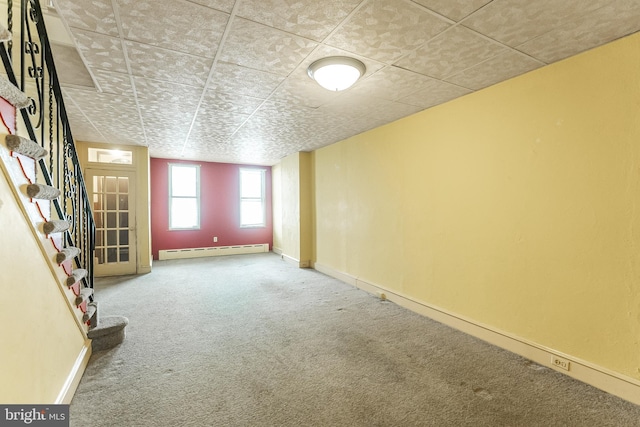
[133, 77, 202, 106]
[325, 0, 451, 63]
[116, 0, 229, 58]
[220, 18, 317, 76]
[200, 90, 264, 116]
[395, 26, 508, 79]
[462, 0, 612, 47]
[64, 87, 145, 144]
[54, 0, 118, 36]
[62, 94, 107, 143]
[518, 1, 640, 64]
[92, 70, 133, 95]
[209, 62, 284, 99]
[444, 50, 543, 90]
[190, 110, 249, 139]
[72, 29, 128, 73]
[269, 72, 339, 109]
[348, 66, 437, 102]
[397, 79, 472, 109]
[318, 92, 382, 120]
[125, 41, 212, 87]
[236, 0, 362, 41]
[186, 0, 236, 13]
[139, 112, 193, 147]
[411, 0, 492, 21]
[50, 43, 95, 88]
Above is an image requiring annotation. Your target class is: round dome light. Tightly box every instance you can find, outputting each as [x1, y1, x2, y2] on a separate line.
[307, 56, 366, 91]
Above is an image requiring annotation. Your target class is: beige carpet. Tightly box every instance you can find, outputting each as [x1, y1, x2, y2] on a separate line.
[70, 253, 640, 426]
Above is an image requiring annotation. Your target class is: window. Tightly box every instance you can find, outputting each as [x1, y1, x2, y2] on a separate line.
[240, 168, 266, 227]
[169, 164, 200, 230]
[88, 147, 133, 164]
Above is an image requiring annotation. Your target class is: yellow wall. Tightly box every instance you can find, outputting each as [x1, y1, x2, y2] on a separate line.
[313, 33, 640, 380]
[272, 163, 283, 253]
[276, 152, 312, 266]
[0, 166, 86, 403]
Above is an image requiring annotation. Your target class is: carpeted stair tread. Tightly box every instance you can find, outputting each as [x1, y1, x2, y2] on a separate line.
[0, 76, 31, 110]
[56, 246, 81, 264]
[87, 316, 129, 339]
[66, 268, 87, 287]
[5, 134, 46, 159]
[26, 182, 60, 200]
[43, 219, 70, 235]
[88, 316, 128, 352]
[75, 287, 93, 306]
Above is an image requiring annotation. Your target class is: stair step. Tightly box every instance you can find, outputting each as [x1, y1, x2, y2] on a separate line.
[74, 287, 93, 306]
[66, 268, 87, 287]
[82, 301, 97, 323]
[56, 246, 80, 264]
[43, 219, 70, 235]
[5, 134, 46, 159]
[26, 182, 60, 200]
[0, 75, 31, 109]
[87, 315, 128, 352]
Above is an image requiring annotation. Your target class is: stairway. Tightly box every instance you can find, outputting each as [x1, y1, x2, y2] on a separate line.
[0, 8, 127, 353]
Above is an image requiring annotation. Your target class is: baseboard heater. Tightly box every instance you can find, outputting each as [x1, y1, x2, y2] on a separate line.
[158, 244, 269, 261]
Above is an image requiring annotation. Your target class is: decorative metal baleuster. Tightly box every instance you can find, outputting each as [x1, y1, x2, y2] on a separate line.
[2, 0, 96, 292]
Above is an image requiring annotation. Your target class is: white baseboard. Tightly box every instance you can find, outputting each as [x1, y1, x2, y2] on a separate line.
[314, 262, 640, 406]
[158, 243, 269, 260]
[56, 340, 92, 404]
[280, 253, 310, 268]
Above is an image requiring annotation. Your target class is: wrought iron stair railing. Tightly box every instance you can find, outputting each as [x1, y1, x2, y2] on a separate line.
[1, 0, 95, 297]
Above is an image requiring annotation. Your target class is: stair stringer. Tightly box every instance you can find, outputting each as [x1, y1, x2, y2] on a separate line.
[0, 132, 90, 337]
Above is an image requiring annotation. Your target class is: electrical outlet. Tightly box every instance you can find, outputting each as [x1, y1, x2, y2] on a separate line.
[213, 237, 218, 243]
[551, 355, 570, 371]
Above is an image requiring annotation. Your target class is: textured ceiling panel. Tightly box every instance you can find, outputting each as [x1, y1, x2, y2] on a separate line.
[444, 50, 543, 91]
[47, 0, 640, 165]
[462, 0, 612, 47]
[349, 66, 438, 103]
[63, 95, 107, 143]
[91, 69, 132, 95]
[71, 29, 128, 73]
[200, 89, 264, 116]
[236, 0, 362, 41]
[50, 42, 95, 88]
[326, 0, 450, 63]
[395, 26, 508, 79]
[517, 2, 640, 64]
[53, 0, 118, 35]
[117, 0, 229, 57]
[125, 41, 212, 86]
[411, 0, 491, 21]
[207, 62, 284, 99]
[220, 18, 317, 76]
[186, 0, 236, 13]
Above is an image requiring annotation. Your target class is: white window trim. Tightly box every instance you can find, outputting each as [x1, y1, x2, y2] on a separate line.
[239, 168, 266, 228]
[169, 163, 201, 230]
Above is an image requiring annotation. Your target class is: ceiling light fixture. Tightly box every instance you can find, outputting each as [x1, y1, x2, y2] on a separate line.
[307, 56, 366, 91]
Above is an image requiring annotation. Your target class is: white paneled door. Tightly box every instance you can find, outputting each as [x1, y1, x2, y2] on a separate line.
[87, 169, 137, 276]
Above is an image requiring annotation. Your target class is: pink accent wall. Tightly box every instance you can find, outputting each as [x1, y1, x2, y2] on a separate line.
[150, 158, 273, 260]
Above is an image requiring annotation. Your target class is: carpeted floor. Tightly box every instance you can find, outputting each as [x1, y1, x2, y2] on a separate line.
[70, 253, 640, 426]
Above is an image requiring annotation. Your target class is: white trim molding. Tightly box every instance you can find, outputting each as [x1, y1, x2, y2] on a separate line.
[314, 262, 640, 406]
[56, 340, 92, 404]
